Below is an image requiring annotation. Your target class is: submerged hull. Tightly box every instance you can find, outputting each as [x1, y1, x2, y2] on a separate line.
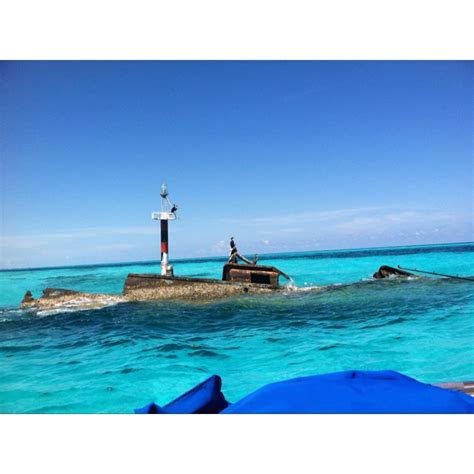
[20, 288, 126, 311]
[123, 273, 278, 301]
[20, 271, 283, 310]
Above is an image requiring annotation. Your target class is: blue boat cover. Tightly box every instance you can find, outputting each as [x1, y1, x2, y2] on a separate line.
[135, 370, 474, 414]
[222, 370, 474, 414]
[134, 375, 229, 414]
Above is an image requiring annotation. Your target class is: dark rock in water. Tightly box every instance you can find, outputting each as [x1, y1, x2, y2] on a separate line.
[21, 290, 34, 305]
[373, 265, 413, 279]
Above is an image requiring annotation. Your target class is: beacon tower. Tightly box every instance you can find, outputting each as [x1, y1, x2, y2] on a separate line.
[152, 183, 177, 276]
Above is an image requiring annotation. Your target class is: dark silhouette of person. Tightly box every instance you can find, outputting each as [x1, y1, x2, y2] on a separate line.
[228, 237, 238, 263]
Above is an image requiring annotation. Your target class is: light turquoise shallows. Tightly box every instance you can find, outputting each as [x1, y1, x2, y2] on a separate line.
[0, 242, 473, 413]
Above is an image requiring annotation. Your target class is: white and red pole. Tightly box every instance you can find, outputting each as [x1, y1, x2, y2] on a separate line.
[160, 218, 169, 276]
[152, 183, 177, 277]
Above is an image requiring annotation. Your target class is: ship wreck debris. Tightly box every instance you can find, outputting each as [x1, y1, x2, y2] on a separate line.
[372, 265, 414, 279]
[20, 185, 291, 310]
[20, 263, 289, 310]
[21, 185, 442, 311]
[21, 288, 126, 311]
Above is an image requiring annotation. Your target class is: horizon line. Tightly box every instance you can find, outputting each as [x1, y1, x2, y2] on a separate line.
[1, 240, 473, 273]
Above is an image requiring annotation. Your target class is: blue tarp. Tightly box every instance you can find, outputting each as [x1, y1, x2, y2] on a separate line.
[134, 375, 229, 414]
[135, 370, 474, 414]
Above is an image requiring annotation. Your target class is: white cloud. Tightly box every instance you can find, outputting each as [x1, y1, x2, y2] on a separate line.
[1, 206, 471, 269]
[211, 240, 226, 253]
[334, 210, 465, 236]
[0, 226, 157, 250]
[221, 207, 387, 227]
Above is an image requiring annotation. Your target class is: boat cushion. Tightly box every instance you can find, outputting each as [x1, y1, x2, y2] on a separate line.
[221, 370, 474, 414]
[134, 375, 229, 414]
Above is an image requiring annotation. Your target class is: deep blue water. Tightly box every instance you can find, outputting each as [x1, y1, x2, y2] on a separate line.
[0, 242, 473, 413]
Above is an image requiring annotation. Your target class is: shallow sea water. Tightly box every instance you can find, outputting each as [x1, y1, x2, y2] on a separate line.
[0, 243, 473, 413]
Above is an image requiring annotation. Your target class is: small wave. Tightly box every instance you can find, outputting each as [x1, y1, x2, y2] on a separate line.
[120, 367, 140, 374]
[283, 278, 298, 291]
[281, 276, 423, 296]
[164, 363, 209, 373]
[0, 308, 30, 322]
[282, 284, 322, 295]
[186, 336, 206, 342]
[265, 336, 286, 343]
[287, 320, 310, 327]
[325, 323, 348, 329]
[318, 344, 340, 351]
[296, 285, 322, 292]
[361, 317, 409, 329]
[101, 338, 131, 348]
[36, 308, 82, 317]
[155, 342, 193, 352]
[0, 343, 43, 353]
[188, 349, 228, 359]
[35, 297, 123, 316]
[53, 339, 89, 350]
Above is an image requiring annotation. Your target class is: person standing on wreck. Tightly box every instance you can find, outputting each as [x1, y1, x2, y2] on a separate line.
[228, 237, 259, 264]
[228, 237, 238, 263]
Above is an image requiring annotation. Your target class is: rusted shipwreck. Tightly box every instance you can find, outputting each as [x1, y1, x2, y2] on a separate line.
[20, 186, 291, 310]
[21, 262, 291, 310]
[123, 263, 290, 301]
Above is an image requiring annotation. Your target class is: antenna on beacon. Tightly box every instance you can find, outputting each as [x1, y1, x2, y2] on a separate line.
[152, 183, 178, 276]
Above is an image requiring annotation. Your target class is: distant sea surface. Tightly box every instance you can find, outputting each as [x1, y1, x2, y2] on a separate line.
[1, 242, 473, 413]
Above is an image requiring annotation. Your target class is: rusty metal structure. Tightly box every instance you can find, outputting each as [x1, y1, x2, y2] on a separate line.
[118, 262, 291, 301]
[222, 263, 289, 288]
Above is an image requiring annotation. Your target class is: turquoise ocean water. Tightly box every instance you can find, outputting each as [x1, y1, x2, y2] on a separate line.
[1, 242, 473, 413]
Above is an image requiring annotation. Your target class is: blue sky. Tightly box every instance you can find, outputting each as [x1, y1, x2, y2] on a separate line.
[1, 61, 472, 269]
